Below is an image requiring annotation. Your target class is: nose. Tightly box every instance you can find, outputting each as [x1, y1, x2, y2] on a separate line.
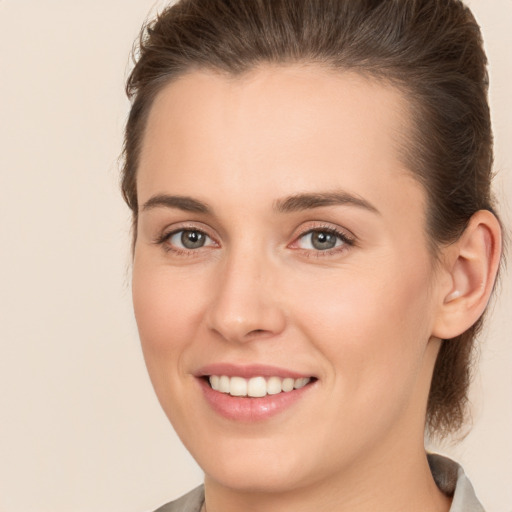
[205, 249, 287, 343]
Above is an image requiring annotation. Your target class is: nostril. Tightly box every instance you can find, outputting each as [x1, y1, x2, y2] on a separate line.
[206, 293, 287, 343]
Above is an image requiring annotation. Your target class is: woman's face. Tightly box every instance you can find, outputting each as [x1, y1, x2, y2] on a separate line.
[133, 66, 444, 493]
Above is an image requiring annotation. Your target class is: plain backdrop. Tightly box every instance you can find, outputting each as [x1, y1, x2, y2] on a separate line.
[0, 1, 510, 511]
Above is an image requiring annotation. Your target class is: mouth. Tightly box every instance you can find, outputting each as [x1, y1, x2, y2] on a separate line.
[196, 364, 317, 421]
[205, 375, 315, 398]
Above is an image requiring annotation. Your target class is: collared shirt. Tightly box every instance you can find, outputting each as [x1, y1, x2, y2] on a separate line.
[428, 454, 485, 512]
[153, 454, 485, 512]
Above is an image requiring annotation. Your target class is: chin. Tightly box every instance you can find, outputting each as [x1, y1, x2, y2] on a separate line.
[187, 434, 328, 494]
[203, 461, 309, 494]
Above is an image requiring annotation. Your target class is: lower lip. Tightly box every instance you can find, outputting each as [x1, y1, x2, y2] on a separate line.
[198, 378, 313, 422]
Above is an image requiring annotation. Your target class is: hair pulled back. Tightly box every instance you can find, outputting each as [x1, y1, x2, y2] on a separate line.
[122, 0, 498, 438]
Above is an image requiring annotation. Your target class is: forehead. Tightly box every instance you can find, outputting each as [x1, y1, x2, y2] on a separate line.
[138, 65, 422, 219]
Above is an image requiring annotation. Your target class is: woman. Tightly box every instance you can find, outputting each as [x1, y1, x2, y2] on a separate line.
[121, 1, 503, 511]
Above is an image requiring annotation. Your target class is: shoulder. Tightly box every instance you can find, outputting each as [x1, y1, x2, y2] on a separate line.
[152, 486, 205, 512]
[427, 453, 485, 512]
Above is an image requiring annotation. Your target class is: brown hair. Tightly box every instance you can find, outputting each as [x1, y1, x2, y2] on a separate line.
[122, 0, 499, 438]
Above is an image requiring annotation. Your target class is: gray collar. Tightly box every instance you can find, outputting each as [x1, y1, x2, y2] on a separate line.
[428, 453, 485, 511]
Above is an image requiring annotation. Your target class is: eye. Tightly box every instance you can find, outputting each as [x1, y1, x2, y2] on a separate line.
[166, 229, 215, 250]
[295, 228, 353, 252]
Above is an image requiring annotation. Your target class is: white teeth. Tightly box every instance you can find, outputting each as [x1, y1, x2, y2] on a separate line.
[266, 376, 282, 395]
[219, 375, 230, 393]
[208, 375, 312, 397]
[282, 378, 294, 392]
[210, 375, 220, 391]
[294, 377, 309, 389]
[230, 376, 247, 396]
[247, 376, 267, 397]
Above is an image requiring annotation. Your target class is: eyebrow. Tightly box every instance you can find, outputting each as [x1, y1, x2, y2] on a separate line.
[140, 190, 380, 215]
[274, 191, 380, 215]
[141, 194, 212, 214]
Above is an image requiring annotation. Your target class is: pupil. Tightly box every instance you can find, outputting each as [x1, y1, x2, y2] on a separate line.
[312, 231, 336, 250]
[181, 230, 205, 249]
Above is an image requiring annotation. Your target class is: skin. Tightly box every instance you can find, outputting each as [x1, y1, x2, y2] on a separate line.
[132, 65, 458, 512]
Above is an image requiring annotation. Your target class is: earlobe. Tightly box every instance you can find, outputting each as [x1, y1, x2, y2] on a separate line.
[432, 210, 502, 340]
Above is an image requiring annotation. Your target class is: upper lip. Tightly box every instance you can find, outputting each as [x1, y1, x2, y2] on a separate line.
[195, 363, 314, 379]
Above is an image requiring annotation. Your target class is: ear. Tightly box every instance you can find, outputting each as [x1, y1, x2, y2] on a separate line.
[432, 210, 502, 340]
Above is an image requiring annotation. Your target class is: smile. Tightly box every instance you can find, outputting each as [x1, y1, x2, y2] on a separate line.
[209, 375, 312, 397]
[197, 364, 317, 421]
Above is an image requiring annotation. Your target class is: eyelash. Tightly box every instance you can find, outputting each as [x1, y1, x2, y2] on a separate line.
[154, 226, 217, 257]
[154, 225, 355, 257]
[292, 226, 355, 258]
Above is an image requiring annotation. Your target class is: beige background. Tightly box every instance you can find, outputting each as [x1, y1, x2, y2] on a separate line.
[0, 1, 510, 511]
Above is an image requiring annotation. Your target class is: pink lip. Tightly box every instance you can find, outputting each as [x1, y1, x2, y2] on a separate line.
[195, 364, 316, 422]
[195, 363, 312, 379]
[198, 379, 314, 422]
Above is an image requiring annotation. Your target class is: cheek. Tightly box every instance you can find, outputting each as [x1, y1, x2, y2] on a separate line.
[291, 255, 435, 397]
[131, 259, 209, 382]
